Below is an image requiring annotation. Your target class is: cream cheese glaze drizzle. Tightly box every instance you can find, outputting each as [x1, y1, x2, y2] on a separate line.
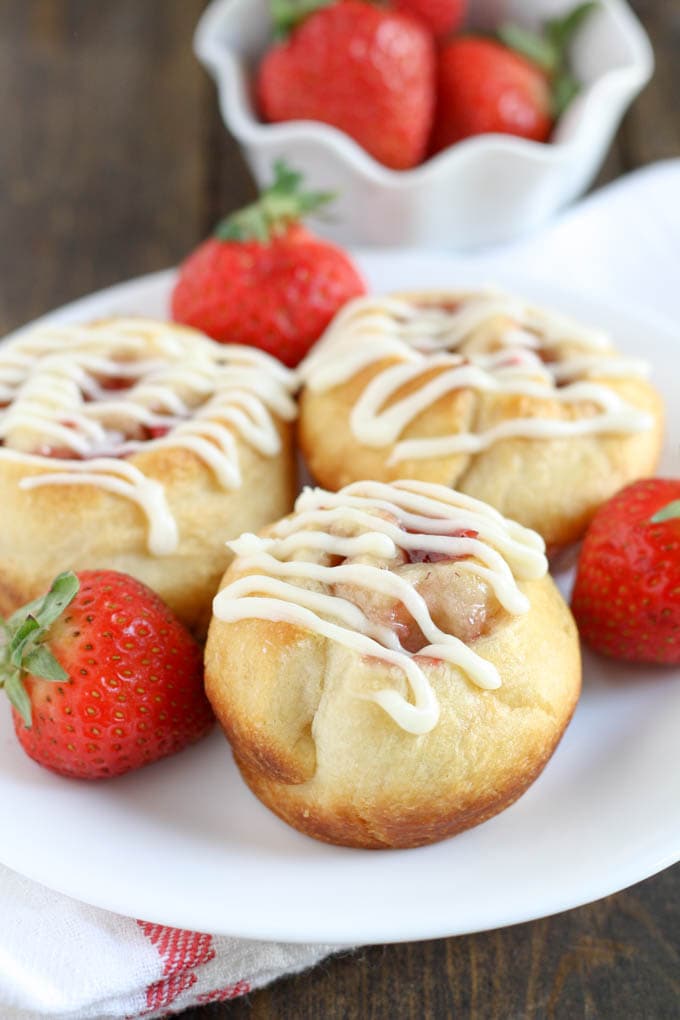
[0, 318, 297, 554]
[299, 291, 654, 461]
[213, 479, 548, 735]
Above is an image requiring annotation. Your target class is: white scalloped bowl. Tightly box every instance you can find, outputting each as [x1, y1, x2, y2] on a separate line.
[195, 0, 653, 249]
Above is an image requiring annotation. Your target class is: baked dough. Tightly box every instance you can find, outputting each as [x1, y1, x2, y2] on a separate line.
[0, 318, 297, 633]
[298, 290, 664, 548]
[205, 479, 581, 849]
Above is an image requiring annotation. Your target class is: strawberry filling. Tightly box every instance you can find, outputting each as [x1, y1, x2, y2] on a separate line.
[98, 375, 136, 391]
[404, 527, 478, 564]
[329, 523, 488, 657]
[425, 301, 461, 314]
[21, 419, 174, 460]
[1, 357, 201, 461]
[533, 346, 573, 387]
[82, 375, 137, 401]
[405, 549, 453, 565]
[34, 445, 84, 460]
[145, 425, 171, 440]
[392, 565, 493, 652]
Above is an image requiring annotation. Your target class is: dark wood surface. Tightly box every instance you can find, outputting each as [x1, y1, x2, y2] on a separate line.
[0, 2, 678, 1018]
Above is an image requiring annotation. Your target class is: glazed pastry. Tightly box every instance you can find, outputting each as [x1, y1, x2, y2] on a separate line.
[0, 318, 297, 632]
[205, 479, 581, 849]
[298, 290, 664, 548]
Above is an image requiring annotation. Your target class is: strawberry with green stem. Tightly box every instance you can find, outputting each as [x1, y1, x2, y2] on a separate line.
[0, 570, 213, 779]
[257, 1, 436, 170]
[171, 161, 366, 368]
[430, 2, 597, 152]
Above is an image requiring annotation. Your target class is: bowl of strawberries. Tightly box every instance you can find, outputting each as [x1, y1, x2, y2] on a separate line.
[195, 0, 652, 249]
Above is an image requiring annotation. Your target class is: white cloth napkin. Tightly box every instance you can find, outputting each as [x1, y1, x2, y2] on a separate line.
[0, 867, 337, 1019]
[1, 159, 679, 1020]
[486, 158, 680, 321]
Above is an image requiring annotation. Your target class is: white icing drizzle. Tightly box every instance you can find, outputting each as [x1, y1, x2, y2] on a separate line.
[213, 479, 548, 735]
[0, 318, 297, 554]
[9, 451, 178, 556]
[299, 291, 654, 460]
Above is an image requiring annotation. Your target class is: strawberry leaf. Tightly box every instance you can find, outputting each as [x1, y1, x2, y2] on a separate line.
[215, 161, 335, 243]
[218, 204, 269, 244]
[9, 616, 41, 666]
[499, 2, 598, 119]
[7, 571, 79, 629]
[31, 571, 80, 629]
[497, 23, 558, 74]
[651, 499, 680, 523]
[8, 594, 50, 626]
[4, 671, 32, 728]
[545, 2, 599, 54]
[9, 572, 78, 666]
[22, 645, 69, 683]
[552, 71, 581, 117]
[0, 571, 79, 723]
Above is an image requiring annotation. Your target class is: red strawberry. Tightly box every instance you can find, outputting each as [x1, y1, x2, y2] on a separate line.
[430, 2, 597, 151]
[0, 570, 214, 779]
[571, 479, 680, 665]
[392, 0, 467, 39]
[256, 1, 435, 170]
[430, 37, 553, 151]
[171, 162, 366, 368]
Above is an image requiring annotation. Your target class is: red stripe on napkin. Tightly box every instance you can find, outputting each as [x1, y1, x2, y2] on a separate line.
[197, 980, 251, 1003]
[137, 921, 215, 1012]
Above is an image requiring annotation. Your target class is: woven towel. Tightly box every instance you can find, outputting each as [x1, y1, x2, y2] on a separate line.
[0, 866, 338, 1019]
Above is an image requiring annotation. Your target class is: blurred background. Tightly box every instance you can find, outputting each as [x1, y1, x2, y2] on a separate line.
[0, 0, 677, 335]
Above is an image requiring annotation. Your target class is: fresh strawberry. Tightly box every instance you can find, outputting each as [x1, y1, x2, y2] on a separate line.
[430, 2, 596, 151]
[392, 0, 467, 39]
[0, 571, 213, 779]
[430, 37, 553, 151]
[257, 1, 435, 170]
[171, 162, 366, 368]
[571, 479, 680, 665]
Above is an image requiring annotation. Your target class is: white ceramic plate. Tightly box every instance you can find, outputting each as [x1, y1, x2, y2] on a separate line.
[1, 254, 678, 945]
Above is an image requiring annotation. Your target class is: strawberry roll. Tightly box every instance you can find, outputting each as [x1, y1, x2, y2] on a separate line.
[297, 290, 664, 549]
[205, 479, 581, 848]
[0, 318, 297, 633]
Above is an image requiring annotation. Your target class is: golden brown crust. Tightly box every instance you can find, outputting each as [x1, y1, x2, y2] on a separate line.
[298, 292, 664, 548]
[0, 423, 296, 635]
[299, 360, 477, 490]
[205, 569, 581, 849]
[456, 376, 664, 547]
[234, 739, 561, 849]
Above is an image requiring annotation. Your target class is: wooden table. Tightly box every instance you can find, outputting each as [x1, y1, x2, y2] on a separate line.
[1, 3, 678, 1017]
